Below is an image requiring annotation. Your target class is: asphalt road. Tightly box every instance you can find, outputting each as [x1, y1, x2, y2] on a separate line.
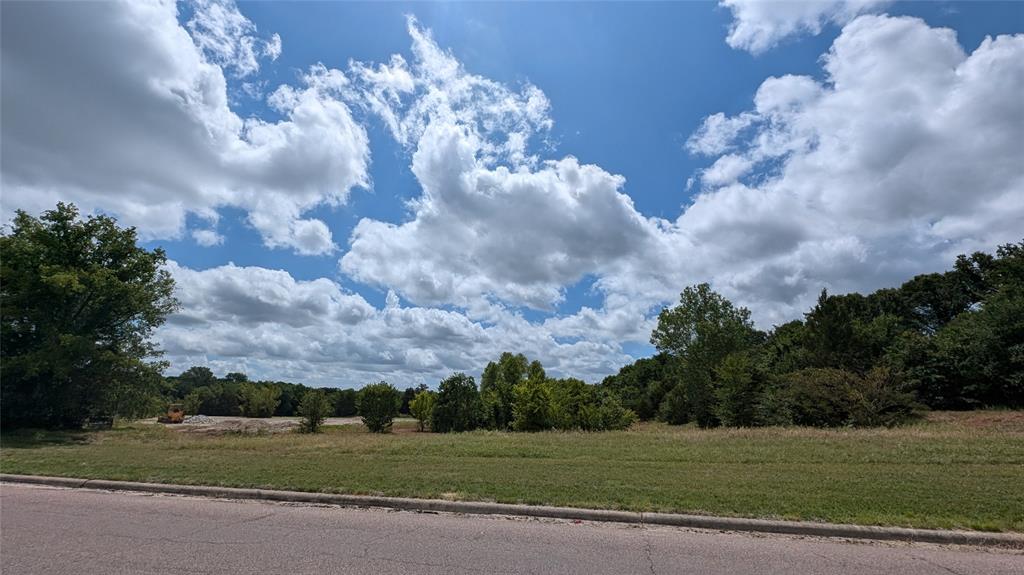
[1, 484, 1020, 574]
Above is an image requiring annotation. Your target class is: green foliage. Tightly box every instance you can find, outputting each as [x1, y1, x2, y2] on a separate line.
[846, 368, 919, 427]
[577, 391, 637, 431]
[511, 375, 554, 432]
[400, 384, 428, 415]
[600, 353, 676, 420]
[783, 367, 918, 427]
[547, 378, 590, 430]
[1, 204, 178, 429]
[183, 382, 242, 416]
[432, 373, 481, 433]
[333, 388, 358, 417]
[224, 372, 248, 383]
[598, 240, 1024, 427]
[651, 283, 761, 427]
[409, 390, 437, 431]
[172, 366, 217, 399]
[357, 381, 402, 433]
[298, 390, 331, 433]
[658, 384, 689, 425]
[239, 383, 281, 418]
[714, 352, 762, 427]
[784, 368, 861, 427]
[759, 320, 810, 376]
[756, 378, 794, 427]
[480, 352, 528, 430]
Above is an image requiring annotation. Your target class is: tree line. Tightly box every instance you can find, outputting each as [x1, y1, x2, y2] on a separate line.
[2, 203, 1020, 430]
[165, 353, 637, 434]
[602, 242, 1023, 428]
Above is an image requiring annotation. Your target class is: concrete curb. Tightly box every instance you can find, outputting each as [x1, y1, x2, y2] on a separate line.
[3, 474, 1021, 548]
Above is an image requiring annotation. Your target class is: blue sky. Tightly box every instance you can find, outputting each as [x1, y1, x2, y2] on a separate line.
[3, 1, 1023, 387]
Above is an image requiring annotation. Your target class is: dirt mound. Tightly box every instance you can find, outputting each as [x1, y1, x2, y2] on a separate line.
[175, 417, 300, 435]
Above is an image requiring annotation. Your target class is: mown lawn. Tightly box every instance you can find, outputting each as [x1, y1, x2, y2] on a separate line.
[2, 412, 1022, 532]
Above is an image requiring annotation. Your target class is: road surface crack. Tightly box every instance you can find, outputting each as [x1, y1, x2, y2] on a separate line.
[642, 528, 657, 575]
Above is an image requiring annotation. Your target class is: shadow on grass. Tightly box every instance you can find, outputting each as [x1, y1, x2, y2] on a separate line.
[0, 429, 95, 449]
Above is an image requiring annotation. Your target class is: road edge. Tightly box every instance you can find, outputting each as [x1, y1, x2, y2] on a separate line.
[3, 473, 1021, 548]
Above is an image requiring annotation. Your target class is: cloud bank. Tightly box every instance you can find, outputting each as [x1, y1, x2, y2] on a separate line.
[3, 2, 1021, 386]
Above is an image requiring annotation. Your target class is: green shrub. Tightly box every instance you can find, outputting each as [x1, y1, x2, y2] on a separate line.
[432, 373, 480, 433]
[357, 381, 402, 433]
[297, 390, 331, 433]
[782, 367, 918, 427]
[847, 367, 919, 427]
[409, 390, 436, 432]
[783, 368, 859, 427]
[580, 392, 637, 431]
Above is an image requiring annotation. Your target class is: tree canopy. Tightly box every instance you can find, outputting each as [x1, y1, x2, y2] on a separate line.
[604, 241, 1024, 428]
[1, 204, 178, 428]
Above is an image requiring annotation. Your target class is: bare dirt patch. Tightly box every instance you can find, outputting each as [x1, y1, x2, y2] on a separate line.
[174, 418, 299, 436]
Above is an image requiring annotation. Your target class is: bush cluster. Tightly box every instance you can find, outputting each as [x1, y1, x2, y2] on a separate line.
[297, 390, 331, 433]
[429, 359, 636, 434]
[357, 381, 402, 433]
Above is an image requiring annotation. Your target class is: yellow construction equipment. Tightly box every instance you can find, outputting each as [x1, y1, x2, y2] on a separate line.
[157, 403, 185, 424]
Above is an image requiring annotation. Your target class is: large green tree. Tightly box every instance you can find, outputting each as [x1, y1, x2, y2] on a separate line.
[651, 283, 760, 427]
[480, 352, 529, 430]
[1, 204, 178, 428]
[432, 372, 481, 433]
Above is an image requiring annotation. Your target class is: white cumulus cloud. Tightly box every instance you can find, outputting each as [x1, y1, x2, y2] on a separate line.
[1, 0, 368, 255]
[721, 0, 887, 54]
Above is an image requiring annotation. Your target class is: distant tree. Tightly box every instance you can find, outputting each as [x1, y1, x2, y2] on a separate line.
[334, 388, 358, 417]
[182, 382, 242, 416]
[298, 390, 331, 433]
[224, 372, 249, 383]
[1, 203, 178, 428]
[173, 366, 217, 398]
[929, 288, 1024, 408]
[409, 390, 437, 431]
[400, 383, 428, 415]
[272, 382, 301, 416]
[432, 373, 481, 433]
[239, 383, 281, 418]
[358, 381, 402, 433]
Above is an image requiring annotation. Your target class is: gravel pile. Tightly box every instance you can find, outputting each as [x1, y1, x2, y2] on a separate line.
[182, 415, 216, 424]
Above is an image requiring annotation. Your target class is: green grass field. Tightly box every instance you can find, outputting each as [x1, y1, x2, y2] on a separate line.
[2, 412, 1022, 532]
